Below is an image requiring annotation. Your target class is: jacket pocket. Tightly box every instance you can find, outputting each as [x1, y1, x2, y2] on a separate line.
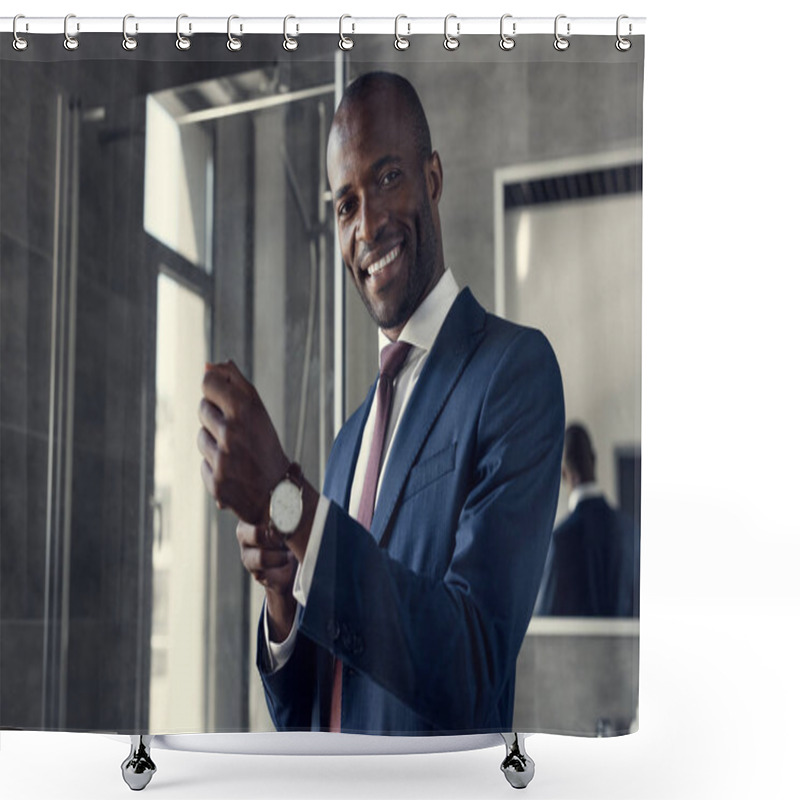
[402, 441, 457, 503]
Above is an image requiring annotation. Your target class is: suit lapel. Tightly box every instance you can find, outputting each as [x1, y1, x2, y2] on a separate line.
[323, 383, 376, 510]
[369, 288, 487, 546]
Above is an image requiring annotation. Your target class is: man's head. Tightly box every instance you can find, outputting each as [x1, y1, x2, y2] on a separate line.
[562, 422, 596, 491]
[326, 71, 445, 341]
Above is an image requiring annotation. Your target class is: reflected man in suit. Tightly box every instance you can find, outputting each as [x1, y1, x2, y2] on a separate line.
[198, 71, 564, 734]
[534, 423, 638, 618]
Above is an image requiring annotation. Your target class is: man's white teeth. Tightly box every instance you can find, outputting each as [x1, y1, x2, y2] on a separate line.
[367, 244, 401, 277]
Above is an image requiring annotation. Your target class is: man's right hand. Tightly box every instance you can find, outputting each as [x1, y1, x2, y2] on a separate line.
[236, 521, 298, 643]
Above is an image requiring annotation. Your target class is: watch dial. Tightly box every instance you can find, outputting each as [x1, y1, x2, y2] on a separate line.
[271, 481, 302, 534]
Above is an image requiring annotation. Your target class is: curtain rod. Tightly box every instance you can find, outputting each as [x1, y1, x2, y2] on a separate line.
[0, 16, 646, 37]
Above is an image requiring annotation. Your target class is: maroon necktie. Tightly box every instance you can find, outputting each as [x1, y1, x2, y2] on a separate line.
[330, 340, 413, 732]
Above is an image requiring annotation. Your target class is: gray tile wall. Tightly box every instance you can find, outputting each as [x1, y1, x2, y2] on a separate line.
[1, 55, 154, 731]
[1, 60, 60, 729]
[2, 43, 296, 731]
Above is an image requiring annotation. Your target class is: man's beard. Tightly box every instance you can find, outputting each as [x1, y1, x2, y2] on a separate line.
[358, 202, 438, 332]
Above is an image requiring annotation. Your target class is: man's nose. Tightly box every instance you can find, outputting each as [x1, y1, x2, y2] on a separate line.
[355, 195, 387, 244]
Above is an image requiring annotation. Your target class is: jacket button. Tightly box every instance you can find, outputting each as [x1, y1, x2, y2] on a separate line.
[326, 620, 340, 640]
[340, 626, 353, 651]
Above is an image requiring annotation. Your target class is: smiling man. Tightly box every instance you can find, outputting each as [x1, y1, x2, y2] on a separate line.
[328, 74, 443, 341]
[198, 71, 565, 735]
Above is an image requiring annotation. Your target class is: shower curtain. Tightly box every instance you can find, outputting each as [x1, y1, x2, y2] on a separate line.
[0, 22, 643, 740]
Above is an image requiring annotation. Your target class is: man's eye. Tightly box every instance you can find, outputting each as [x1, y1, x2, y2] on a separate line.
[381, 170, 400, 186]
[338, 200, 355, 218]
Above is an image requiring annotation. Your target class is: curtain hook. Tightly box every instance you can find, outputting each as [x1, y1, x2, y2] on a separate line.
[227, 15, 242, 51]
[616, 14, 632, 51]
[394, 15, 410, 51]
[499, 14, 516, 51]
[122, 14, 138, 51]
[12, 14, 28, 51]
[339, 14, 354, 50]
[283, 15, 298, 51]
[443, 14, 460, 51]
[553, 14, 570, 51]
[176, 14, 191, 50]
[64, 13, 79, 51]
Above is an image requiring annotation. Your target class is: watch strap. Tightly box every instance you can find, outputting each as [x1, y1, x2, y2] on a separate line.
[285, 461, 304, 488]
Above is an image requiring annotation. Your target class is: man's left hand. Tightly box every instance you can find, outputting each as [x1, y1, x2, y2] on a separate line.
[197, 360, 290, 525]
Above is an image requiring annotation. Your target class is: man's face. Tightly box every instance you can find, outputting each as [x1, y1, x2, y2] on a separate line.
[327, 90, 444, 339]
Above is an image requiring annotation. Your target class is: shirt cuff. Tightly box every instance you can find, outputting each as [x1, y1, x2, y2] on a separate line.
[262, 598, 301, 674]
[261, 494, 330, 673]
[292, 494, 330, 607]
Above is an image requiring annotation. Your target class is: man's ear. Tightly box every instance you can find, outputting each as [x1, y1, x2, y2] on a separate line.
[427, 151, 444, 206]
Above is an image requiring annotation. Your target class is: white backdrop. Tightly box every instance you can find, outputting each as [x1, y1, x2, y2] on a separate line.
[2, 1, 798, 798]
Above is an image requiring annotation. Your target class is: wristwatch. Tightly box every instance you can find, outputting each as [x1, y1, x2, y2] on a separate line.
[268, 462, 304, 537]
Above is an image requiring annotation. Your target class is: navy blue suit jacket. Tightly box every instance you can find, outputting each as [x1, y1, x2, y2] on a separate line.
[535, 496, 638, 618]
[257, 288, 564, 734]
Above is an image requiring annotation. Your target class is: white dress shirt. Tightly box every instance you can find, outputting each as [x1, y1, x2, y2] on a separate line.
[263, 269, 460, 670]
[567, 481, 605, 513]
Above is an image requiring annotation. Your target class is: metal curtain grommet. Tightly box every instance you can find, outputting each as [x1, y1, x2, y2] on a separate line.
[64, 13, 79, 51]
[499, 14, 515, 51]
[12, 14, 28, 51]
[283, 15, 298, 51]
[394, 15, 410, 50]
[176, 14, 191, 50]
[443, 14, 460, 51]
[122, 14, 138, 51]
[616, 14, 632, 51]
[227, 15, 242, 51]
[339, 14, 354, 50]
[553, 14, 570, 51]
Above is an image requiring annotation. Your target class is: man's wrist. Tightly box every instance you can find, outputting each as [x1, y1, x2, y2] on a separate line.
[283, 479, 318, 564]
[265, 587, 297, 644]
[265, 461, 303, 535]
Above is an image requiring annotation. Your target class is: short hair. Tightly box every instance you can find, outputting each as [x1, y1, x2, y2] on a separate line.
[337, 71, 432, 164]
[564, 423, 596, 482]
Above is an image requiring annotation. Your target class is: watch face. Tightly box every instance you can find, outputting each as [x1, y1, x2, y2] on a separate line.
[270, 479, 303, 535]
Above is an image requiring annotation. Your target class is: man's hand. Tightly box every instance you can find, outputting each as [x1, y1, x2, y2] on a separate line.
[236, 520, 298, 643]
[198, 360, 290, 526]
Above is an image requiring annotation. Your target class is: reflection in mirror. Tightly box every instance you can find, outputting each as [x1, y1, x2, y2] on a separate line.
[497, 148, 642, 610]
[498, 149, 642, 735]
[535, 422, 638, 618]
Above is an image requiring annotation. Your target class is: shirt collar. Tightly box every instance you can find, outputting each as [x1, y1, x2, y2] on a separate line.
[377, 269, 460, 359]
[568, 482, 604, 513]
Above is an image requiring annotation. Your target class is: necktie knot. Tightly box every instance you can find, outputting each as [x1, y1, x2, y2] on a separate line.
[380, 341, 413, 381]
